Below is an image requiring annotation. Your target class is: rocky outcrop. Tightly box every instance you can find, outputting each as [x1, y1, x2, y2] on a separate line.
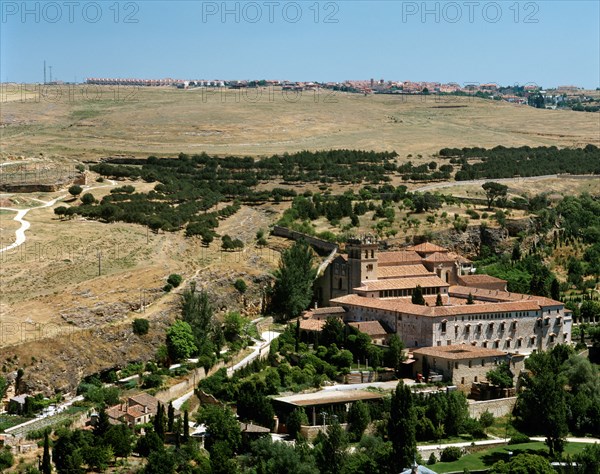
[433, 224, 510, 257]
[3, 310, 174, 396]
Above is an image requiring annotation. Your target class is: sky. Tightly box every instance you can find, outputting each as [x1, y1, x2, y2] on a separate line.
[1, 1, 599, 88]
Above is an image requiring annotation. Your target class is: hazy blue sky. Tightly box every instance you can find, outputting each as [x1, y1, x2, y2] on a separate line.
[2, 1, 599, 88]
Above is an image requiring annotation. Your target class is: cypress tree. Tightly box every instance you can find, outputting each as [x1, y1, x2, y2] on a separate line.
[167, 402, 175, 432]
[41, 431, 51, 474]
[183, 410, 190, 441]
[388, 382, 416, 472]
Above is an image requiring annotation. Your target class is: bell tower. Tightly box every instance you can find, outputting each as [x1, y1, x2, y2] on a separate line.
[346, 235, 378, 292]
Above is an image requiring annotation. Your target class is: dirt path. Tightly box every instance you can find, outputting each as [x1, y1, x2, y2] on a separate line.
[0, 179, 117, 254]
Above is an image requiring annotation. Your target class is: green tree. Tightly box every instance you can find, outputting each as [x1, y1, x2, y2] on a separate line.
[168, 402, 175, 432]
[233, 278, 247, 294]
[68, 185, 83, 198]
[104, 424, 133, 459]
[271, 240, 317, 320]
[54, 206, 68, 219]
[84, 445, 113, 472]
[515, 349, 568, 456]
[80, 193, 95, 205]
[145, 449, 176, 474]
[489, 453, 555, 474]
[247, 436, 319, 474]
[286, 407, 308, 440]
[166, 321, 197, 362]
[167, 274, 183, 287]
[196, 405, 242, 454]
[153, 403, 166, 440]
[183, 410, 190, 441]
[384, 334, 405, 373]
[316, 419, 348, 474]
[223, 312, 245, 342]
[486, 362, 514, 388]
[550, 278, 561, 301]
[132, 318, 149, 335]
[348, 400, 371, 441]
[466, 292, 475, 304]
[0, 447, 13, 471]
[388, 382, 417, 472]
[41, 432, 51, 474]
[482, 182, 508, 209]
[411, 285, 426, 305]
[435, 293, 444, 306]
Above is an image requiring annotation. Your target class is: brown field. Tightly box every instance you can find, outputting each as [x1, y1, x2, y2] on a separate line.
[2, 85, 599, 163]
[1, 85, 598, 354]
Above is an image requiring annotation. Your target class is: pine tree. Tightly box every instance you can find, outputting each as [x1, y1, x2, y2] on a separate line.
[466, 293, 475, 305]
[41, 431, 51, 474]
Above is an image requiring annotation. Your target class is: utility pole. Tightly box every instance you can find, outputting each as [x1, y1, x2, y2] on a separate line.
[49, 66, 52, 84]
[97, 251, 102, 276]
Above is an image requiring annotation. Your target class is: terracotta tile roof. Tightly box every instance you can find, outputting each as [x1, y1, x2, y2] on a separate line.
[348, 321, 389, 337]
[308, 307, 346, 316]
[129, 393, 159, 414]
[332, 294, 541, 317]
[331, 294, 433, 315]
[406, 242, 448, 253]
[412, 344, 507, 360]
[458, 274, 507, 285]
[377, 264, 433, 279]
[299, 319, 327, 331]
[356, 275, 449, 292]
[422, 252, 457, 263]
[377, 250, 422, 266]
[449, 286, 563, 307]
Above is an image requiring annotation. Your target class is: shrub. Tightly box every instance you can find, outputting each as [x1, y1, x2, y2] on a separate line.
[508, 434, 531, 445]
[163, 284, 173, 292]
[427, 453, 437, 465]
[132, 319, 149, 336]
[167, 274, 183, 288]
[233, 279, 247, 294]
[441, 446, 462, 462]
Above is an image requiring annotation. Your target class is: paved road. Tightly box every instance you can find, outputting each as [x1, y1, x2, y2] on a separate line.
[417, 435, 600, 452]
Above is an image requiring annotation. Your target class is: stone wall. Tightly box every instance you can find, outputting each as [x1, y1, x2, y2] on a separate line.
[272, 226, 338, 254]
[468, 396, 517, 418]
[154, 361, 226, 404]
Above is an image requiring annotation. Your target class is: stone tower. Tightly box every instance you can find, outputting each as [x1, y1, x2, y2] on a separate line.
[346, 236, 378, 291]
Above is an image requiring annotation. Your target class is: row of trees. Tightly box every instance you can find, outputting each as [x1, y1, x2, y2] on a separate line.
[439, 145, 599, 181]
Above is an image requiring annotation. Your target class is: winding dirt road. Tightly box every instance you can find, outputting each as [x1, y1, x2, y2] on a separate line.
[0, 179, 117, 254]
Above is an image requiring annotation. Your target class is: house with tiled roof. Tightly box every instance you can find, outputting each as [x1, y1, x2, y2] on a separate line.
[106, 393, 160, 427]
[411, 345, 524, 392]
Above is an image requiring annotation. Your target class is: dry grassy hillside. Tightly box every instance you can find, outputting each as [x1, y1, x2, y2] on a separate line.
[2, 85, 598, 162]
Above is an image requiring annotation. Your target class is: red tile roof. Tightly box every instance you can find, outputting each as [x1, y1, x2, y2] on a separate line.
[356, 275, 449, 292]
[407, 242, 448, 253]
[413, 344, 507, 359]
[377, 264, 433, 279]
[348, 321, 389, 337]
[377, 250, 422, 266]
